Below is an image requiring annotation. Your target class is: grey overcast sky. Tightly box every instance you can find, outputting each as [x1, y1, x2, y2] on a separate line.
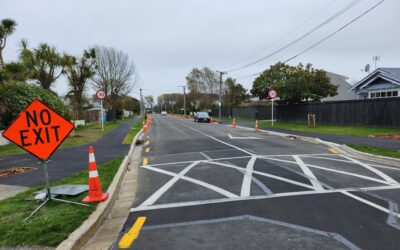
[1, 0, 399, 100]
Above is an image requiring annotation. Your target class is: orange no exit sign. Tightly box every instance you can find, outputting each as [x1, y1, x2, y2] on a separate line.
[2, 99, 74, 160]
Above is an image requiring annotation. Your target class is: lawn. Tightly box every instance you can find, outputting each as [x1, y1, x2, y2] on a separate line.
[348, 145, 400, 159]
[123, 119, 144, 144]
[0, 157, 123, 247]
[221, 117, 399, 137]
[0, 119, 126, 156]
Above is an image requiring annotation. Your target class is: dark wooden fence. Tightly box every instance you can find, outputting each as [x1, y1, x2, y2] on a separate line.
[277, 98, 400, 128]
[213, 98, 400, 128]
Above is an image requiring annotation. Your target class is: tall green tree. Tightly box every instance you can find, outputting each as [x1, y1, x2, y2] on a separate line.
[64, 48, 97, 119]
[186, 67, 219, 109]
[144, 95, 154, 109]
[222, 77, 249, 116]
[0, 18, 17, 68]
[251, 62, 337, 104]
[19, 40, 67, 90]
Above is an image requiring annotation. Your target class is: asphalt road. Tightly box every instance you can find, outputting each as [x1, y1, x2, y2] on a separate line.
[0, 117, 139, 187]
[113, 115, 400, 250]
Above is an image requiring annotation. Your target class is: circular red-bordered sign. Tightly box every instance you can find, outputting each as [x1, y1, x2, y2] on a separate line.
[268, 89, 278, 99]
[96, 89, 107, 100]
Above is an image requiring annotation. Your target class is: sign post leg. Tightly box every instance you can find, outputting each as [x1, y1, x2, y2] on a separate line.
[43, 160, 52, 201]
[24, 160, 90, 222]
[271, 99, 274, 127]
[101, 99, 104, 131]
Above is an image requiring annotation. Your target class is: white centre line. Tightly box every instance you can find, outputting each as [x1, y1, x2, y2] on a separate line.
[293, 155, 324, 191]
[182, 124, 254, 156]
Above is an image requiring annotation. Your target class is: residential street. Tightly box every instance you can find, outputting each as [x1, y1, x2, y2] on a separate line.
[0, 117, 140, 187]
[113, 115, 400, 250]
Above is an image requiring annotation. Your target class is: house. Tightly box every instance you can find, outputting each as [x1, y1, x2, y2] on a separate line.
[322, 72, 357, 101]
[350, 68, 400, 99]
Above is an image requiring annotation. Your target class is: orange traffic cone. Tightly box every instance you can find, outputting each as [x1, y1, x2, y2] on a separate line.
[210, 116, 213, 124]
[232, 118, 236, 128]
[83, 146, 108, 203]
[255, 120, 259, 132]
[143, 122, 147, 134]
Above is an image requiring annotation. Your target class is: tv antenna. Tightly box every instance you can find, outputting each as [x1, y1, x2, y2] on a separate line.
[372, 56, 380, 70]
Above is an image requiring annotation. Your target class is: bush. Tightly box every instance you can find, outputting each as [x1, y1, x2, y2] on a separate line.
[0, 81, 68, 129]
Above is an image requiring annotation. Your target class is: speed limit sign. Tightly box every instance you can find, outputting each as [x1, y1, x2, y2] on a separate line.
[96, 89, 106, 100]
[268, 89, 278, 99]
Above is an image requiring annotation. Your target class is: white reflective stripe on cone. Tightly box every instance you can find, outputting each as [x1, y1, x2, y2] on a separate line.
[89, 170, 99, 178]
[89, 153, 96, 163]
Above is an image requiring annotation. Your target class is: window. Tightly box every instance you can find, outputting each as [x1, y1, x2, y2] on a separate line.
[381, 92, 386, 97]
[387, 92, 392, 97]
[376, 92, 381, 98]
[370, 93, 376, 98]
[393, 91, 398, 97]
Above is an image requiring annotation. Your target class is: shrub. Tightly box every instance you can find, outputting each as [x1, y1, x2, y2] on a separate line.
[0, 81, 68, 129]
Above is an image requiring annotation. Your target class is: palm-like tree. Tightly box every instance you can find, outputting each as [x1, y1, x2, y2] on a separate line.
[0, 18, 17, 68]
[64, 48, 96, 119]
[19, 39, 67, 90]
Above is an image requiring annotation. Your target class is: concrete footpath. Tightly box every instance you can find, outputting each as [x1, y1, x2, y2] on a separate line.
[81, 140, 142, 250]
[232, 121, 400, 150]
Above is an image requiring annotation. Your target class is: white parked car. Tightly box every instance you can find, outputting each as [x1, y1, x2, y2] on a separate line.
[161, 111, 167, 116]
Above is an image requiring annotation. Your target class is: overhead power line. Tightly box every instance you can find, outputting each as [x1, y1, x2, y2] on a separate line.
[227, 0, 338, 68]
[235, 0, 385, 80]
[225, 0, 363, 73]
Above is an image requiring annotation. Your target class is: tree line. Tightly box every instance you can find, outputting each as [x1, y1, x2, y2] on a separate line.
[0, 18, 139, 129]
[155, 62, 338, 115]
[155, 67, 249, 115]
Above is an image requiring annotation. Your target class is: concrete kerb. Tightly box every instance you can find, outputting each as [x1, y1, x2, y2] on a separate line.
[228, 124, 400, 165]
[56, 129, 143, 250]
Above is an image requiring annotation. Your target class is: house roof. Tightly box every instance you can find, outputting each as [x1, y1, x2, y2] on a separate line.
[350, 68, 400, 91]
[322, 71, 357, 101]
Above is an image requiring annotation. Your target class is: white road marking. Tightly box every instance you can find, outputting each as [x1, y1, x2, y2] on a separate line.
[130, 184, 400, 212]
[341, 155, 399, 184]
[228, 133, 262, 140]
[341, 191, 400, 219]
[199, 152, 212, 160]
[182, 124, 254, 156]
[261, 156, 392, 185]
[240, 156, 257, 197]
[293, 155, 324, 191]
[209, 161, 315, 190]
[139, 161, 200, 207]
[142, 156, 252, 168]
[142, 165, 238, 198]
[301, 155, 400, 172]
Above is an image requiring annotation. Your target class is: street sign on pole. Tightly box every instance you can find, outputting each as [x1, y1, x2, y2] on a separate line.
[268, 89, 278, 127]
[1, 98, 87, 221]
[96, 89, 106, 131]
[2, 98, 74, 160]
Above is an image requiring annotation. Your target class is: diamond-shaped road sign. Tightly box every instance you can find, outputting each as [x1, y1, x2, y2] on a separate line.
[2, 99, 74, 160]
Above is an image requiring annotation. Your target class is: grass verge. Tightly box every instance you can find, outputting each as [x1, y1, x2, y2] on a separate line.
[0, 157, 123, 247]
[123, 118, 143, 144]
[0, 119, 126, 156]
[221, 117, 399, 137]
[347, 144, 400, 159]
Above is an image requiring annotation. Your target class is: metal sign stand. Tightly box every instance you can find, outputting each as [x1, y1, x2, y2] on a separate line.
[100, 99, 104, 131]
[24, 160, 89, 222]
[271, 99, 274, 127]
